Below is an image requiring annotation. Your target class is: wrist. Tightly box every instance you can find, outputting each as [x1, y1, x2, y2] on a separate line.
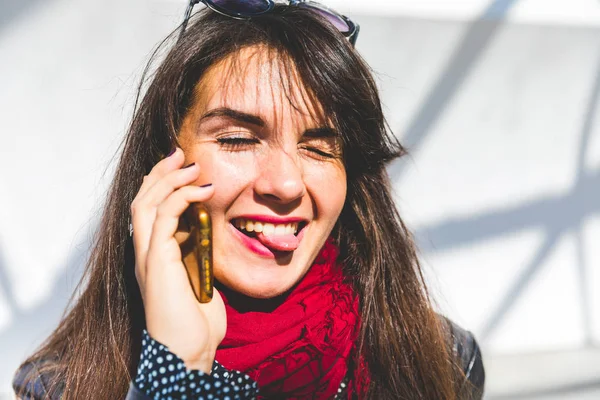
[183, 348, 216, 374]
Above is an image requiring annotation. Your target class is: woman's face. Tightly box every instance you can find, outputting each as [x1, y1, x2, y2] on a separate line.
[178, 46, 347, 299]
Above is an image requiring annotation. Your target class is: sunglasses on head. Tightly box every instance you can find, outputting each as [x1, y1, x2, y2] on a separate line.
[179, 0, 360, 46]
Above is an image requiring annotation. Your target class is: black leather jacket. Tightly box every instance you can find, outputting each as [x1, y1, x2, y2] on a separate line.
[13, 319, 485, 399]
[447, 319, 486, 399]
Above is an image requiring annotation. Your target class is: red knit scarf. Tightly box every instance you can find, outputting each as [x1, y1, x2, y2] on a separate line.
[215, 239, 365, 399]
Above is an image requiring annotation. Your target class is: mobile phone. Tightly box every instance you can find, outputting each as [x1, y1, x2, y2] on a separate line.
[181, 204, 213, 303]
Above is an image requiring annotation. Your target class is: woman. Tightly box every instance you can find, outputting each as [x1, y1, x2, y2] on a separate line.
[14, 1, 484, 399]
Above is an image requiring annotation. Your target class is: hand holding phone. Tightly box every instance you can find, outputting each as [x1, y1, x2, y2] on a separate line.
[131, 148, 225, 373]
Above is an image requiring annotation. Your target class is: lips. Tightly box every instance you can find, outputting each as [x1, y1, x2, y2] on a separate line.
[230, 216, 308, 256]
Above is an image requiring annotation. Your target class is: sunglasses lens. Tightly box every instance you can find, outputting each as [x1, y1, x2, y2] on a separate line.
[300, 4, 351, 34]
[209, 0, 271, 15]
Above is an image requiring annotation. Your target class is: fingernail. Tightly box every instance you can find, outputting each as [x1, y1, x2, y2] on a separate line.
[200, 183, 212, 188]
[167, 148, 177, 157]
[183, 162, 196, 169]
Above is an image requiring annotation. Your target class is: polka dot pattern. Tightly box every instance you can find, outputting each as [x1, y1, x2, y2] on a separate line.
[333, 376, 349, 399]
[135, 330, 258, 399]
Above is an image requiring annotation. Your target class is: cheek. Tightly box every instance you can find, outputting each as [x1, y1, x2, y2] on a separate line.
[183, 146, 216, 187]
[184, 145, 256, 192]
[306, 164, 347, 220]
[194, 153, 258, 219]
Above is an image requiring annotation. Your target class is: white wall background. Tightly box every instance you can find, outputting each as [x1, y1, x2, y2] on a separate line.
[1, 0, 599, 398]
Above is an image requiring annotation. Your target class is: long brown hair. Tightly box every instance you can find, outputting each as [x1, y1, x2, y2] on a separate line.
[17, 6, 463, 399]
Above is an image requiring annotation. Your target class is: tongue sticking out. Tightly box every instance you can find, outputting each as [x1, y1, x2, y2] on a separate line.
[255, 232, 300, 252]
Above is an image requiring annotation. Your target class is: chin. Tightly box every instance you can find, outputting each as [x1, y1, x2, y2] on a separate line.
[242, 286, 288, 299]
[216, 270, 303, 299]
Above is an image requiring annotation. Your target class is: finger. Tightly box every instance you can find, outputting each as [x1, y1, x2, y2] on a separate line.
[148, 184, 215, 264]
[136, 147, 185, 199]
[131, 164, 201, 280]
[136, 164, 201, 212]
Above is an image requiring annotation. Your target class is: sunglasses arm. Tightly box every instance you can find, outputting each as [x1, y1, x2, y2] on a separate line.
[349, 23, 360, 47]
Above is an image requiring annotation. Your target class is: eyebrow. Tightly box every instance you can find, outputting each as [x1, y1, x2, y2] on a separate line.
[200, 107, 265, 127]
[200, 107, 337, 137]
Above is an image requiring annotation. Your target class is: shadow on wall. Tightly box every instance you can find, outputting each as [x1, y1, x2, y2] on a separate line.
[0, 0, 86, 390]
[0, 234, 92, 387]
[406, 51, 600, 346]
[0, 0, 50, 33]
[387, 0, 521, 176]
[385, 0, 600, 351]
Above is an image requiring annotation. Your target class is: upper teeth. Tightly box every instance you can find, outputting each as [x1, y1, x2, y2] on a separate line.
[236, 219, 299, 235]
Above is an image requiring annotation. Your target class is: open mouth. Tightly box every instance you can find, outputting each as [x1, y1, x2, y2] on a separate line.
[231, 218, 307, 238]
[230, 217, 308, 254]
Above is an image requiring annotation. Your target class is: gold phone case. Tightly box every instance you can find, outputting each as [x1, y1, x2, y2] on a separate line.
[181, 205, 213, 303]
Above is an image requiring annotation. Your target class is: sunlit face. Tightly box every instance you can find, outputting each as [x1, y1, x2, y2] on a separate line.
[178, 45, 347, 299]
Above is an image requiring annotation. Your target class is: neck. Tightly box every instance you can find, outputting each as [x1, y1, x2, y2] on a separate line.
[215, 279, 295, 313]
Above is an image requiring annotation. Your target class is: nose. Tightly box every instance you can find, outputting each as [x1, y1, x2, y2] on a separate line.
[254, 148, 306, 205]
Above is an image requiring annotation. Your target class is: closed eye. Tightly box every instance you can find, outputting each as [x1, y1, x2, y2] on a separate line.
[301, 146, 336, 159]
[216, 137, 259, 150]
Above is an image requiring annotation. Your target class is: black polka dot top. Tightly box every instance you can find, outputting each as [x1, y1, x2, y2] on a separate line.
[135, 330, 258, 399]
